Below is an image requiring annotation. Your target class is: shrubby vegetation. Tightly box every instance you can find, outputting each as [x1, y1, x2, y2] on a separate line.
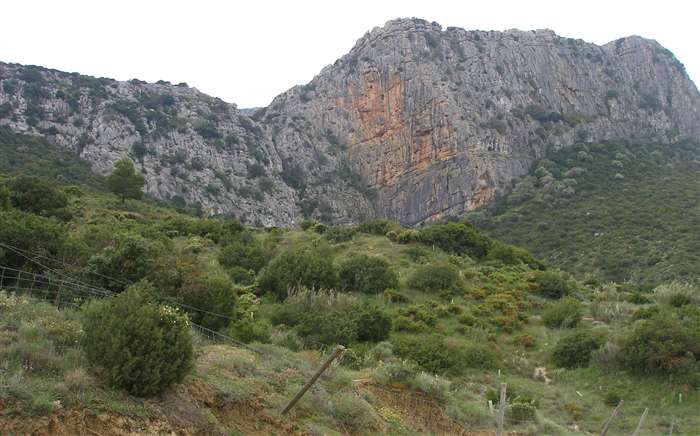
[82, 281, 193, 397]
[338, 254, 398, 294]
[0, 147, 698, 432]
[258, 246, 338, 299]
[473, 139, 700, 284]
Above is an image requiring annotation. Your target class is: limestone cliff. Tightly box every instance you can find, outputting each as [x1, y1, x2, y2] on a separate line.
[1, 18, 699, 225]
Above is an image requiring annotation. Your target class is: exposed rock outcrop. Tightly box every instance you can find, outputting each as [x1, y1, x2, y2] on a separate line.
[1, 18, 699, 225]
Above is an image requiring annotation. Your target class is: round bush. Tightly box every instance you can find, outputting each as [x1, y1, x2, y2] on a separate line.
[339, 255, 398, 294]
[408, 262, 462, 293]
[551, 330, 601, 369]
[258, 247, 338, 299]
[417, 222, 492, 258]
[296, 310, 358, 346]
[218, 239, 269, 273]
[177, 271, 237, 331]
[354, 305, 392, 342]
[621, 314, 700, 375]
[82, 281, 193, 397]
[532, 270, 577, 299]
[542, 297, 583, 328]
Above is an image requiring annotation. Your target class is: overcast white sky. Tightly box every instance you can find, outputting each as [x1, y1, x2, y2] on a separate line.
[1, 0, 698, 108]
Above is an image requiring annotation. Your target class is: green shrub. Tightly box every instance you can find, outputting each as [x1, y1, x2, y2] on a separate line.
[324, 226, 357, 243]
[7, 175, 68, 216]
[551, 330, 602, 369]
[621, 313, 700, 375]
[542, 298, 583, 328]
[0, 210, 68, 271]
[487, 241, 544, 269]
[296, 310, 358, 346]
[82, 281, 193, 397]
[86, 232, 166, 292]
[258, 246, 338, 300]
[417, 222, 492, 258]
[224, 318, 272, 343]
[603, 392, 621, 407]
[532, 270, 577, 299]
[218, 238, 269, 273]
[0, 185, 11, 210]
[391, 335, 458, 374]
[408, 262, 462, 293]
[354, 305, 392, 342]
[395, 229, 419, 244]
[339, 254, 398, 294]
[508, 402, 537, 424]
[403, 245, 431, 263]
[391, 335, 493, 375]
[177, 271, 237, 331]
[358, 219, 397, 235]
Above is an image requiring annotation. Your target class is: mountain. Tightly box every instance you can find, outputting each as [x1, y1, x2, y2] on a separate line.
[1, 18, 699, 225]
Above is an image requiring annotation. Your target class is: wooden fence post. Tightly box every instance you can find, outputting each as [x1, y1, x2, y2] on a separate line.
[600, 400, 623, 436]
[631, 408, 648, 436]
[496, 383, 506, 436]
[281, 345, 345, 415]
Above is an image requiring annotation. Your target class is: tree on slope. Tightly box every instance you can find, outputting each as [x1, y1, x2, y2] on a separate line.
[106, 157, 145, 202]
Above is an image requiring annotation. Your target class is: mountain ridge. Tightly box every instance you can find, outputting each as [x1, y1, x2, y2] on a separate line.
[1, 17, 699, 225]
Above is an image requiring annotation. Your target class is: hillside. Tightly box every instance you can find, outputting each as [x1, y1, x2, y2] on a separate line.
[1, 18, 699, 225]
[470, 139, 700, 285]
[1, 174, 699, 435]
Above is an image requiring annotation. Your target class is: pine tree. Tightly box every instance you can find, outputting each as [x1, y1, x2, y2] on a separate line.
[106, 157, 145, 202]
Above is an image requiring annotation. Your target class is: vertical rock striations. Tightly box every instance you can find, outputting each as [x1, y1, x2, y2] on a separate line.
[1, 18, 699, 225]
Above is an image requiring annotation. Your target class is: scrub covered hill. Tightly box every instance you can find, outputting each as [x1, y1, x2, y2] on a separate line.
[470, 139, 700, 285]
[0, 170, 699, 435]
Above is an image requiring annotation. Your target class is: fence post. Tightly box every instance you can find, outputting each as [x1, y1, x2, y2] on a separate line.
[600, 400, 623, 436]
[496, 383, 506, 436]
[631, 408, 648, 436]
[281, 345, 345, 415]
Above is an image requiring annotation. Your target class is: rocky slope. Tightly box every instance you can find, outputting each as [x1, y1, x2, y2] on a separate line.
[1, 18, 699, 225]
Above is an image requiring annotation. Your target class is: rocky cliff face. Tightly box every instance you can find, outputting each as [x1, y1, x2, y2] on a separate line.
[1, 18, 699, 225]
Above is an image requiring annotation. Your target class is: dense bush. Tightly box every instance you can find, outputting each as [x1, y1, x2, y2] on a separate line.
[354, 305, 392, 342]
[268, 290, 390, 346]
[0, 210, 70, 271]
[621, 313, 700, 375]
[339, 255, 398, 294]
[225, 317, 272, 343]
[176, 271, 237, 331]
[487, 241, 544, 269]
[358, 219, 397, 235]
[218, 237, 269, 274]
[82, 281, 193, 397]
[551, 330, 601, 368]
[295, 310, 359, 346]
[392, 335, 496, 374]
[417, 222, 492, 258]
[258, 246, 338, 299]
[86, 232, 166, 292]
[7, 176, 68, 216]
[532, 270, 577, 299]
[408, 262, 462, 293]
[325, 225, 357, 243]
[542, 297, 583, 328]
